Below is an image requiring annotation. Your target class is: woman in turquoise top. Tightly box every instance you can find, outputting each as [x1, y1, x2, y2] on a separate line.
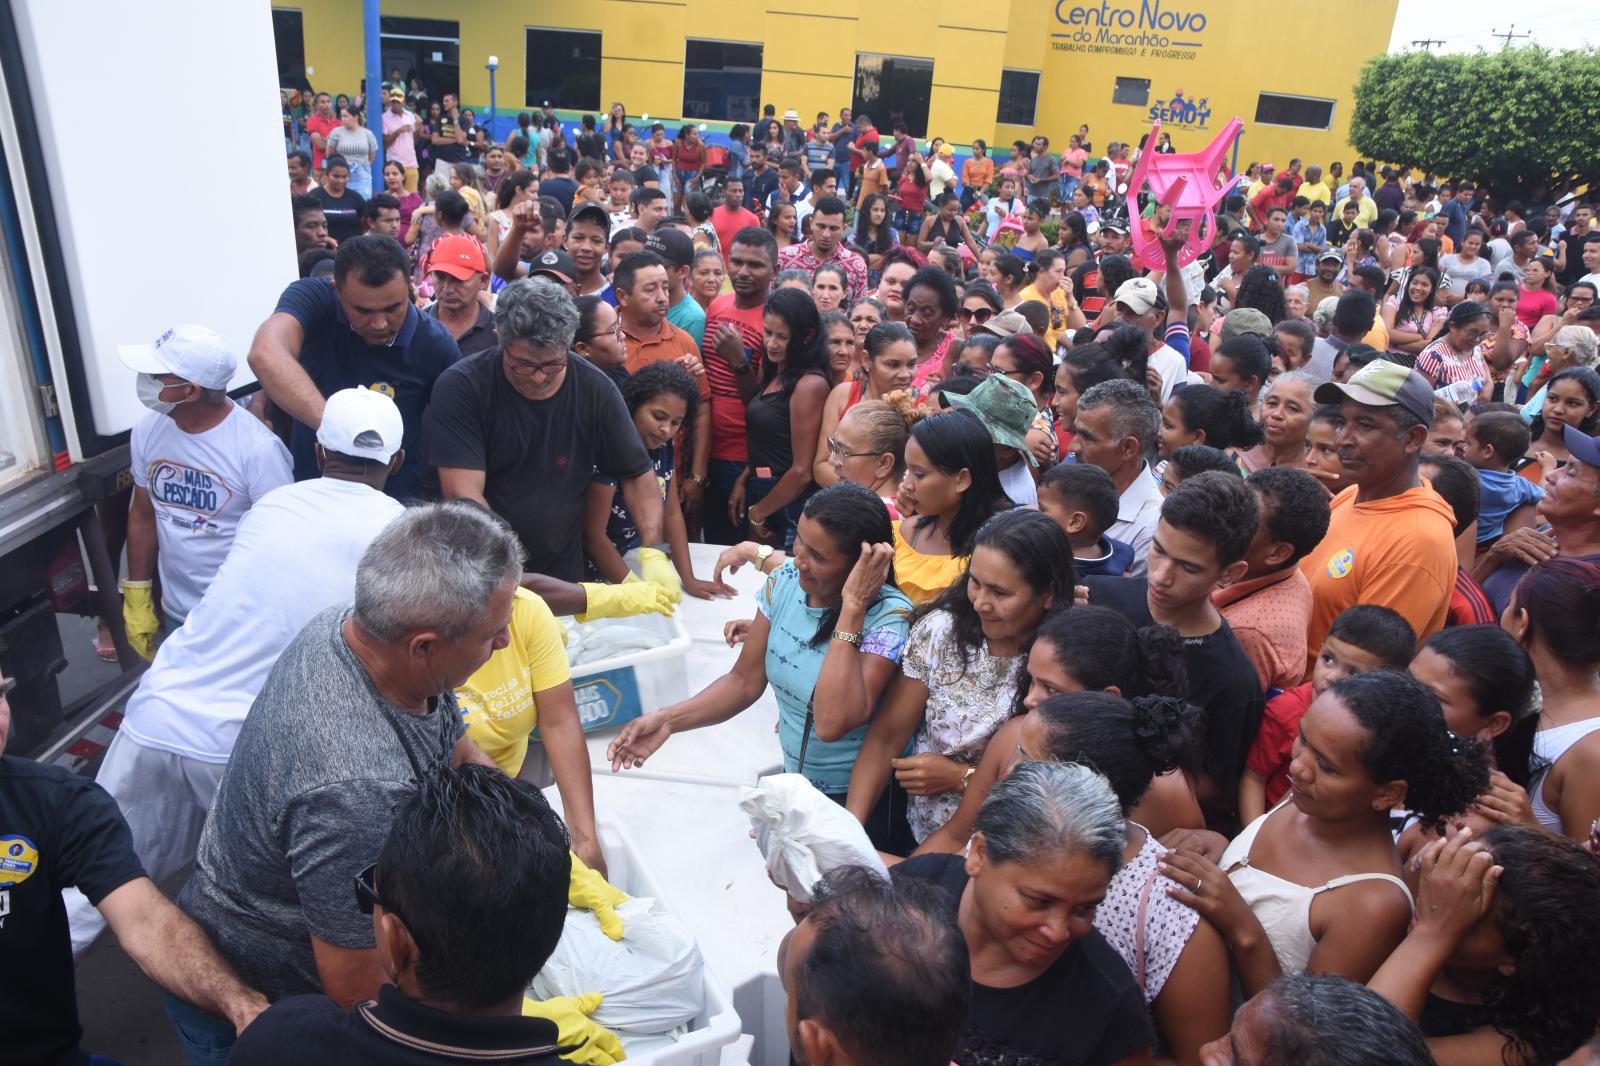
[608, 483, 914, 839]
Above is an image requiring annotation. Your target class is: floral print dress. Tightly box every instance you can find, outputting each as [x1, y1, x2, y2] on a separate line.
[900, 608, 1026, 841]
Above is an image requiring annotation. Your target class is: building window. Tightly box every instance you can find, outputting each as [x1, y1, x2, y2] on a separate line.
[853, 54, 933, 140]
[1112, 77, 1150, 106]
[996, 69, 1039, 126]
[525, 28, 600, 110]
[683, 40, 762, 122]
[272, 10, 306, 89]
[379, 17, 459, 104]
[1255, 92, 1335, 130]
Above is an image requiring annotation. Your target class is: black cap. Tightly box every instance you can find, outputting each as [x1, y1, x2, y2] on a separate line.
[644, 227, 694, 268]
[568, 200, 612, 232]
[528, 248, 577, 283]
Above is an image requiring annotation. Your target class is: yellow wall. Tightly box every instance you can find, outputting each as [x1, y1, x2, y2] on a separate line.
[277, 0, 1396, 161]
[1017, 0, 1400, 171]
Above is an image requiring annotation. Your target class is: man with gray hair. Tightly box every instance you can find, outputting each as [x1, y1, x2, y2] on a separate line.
[427, 278, 681, 596]
[172, 501, 519, 1063]
[1068, 378, 1163, 573]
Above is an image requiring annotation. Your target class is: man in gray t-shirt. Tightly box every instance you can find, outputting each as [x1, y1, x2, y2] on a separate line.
[1026, 136, 1059, 201]
[171, 501, 523, 1060]
[178, 605, 463, 1001]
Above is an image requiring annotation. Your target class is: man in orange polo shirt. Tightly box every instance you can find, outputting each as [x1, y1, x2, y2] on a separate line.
[1300, 360, 1457, 673]
[616, 249, 711, 512]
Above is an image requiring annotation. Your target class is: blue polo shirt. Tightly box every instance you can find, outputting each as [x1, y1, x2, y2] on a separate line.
[273, 277, 460, 500]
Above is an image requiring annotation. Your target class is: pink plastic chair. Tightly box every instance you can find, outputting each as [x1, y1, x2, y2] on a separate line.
[1125, 116, 1244, 271]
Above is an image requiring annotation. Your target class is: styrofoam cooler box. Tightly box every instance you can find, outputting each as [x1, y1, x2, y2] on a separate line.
[542, 612, 692, 737]
[593, 813, 743, 1066]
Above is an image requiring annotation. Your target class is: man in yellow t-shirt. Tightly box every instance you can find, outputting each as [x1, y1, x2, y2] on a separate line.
[457, 587, 603, 869]
[1298, 163, 1333, 212]
[1334, 176, 1379, 229]
[1015, 248, 1082, 353]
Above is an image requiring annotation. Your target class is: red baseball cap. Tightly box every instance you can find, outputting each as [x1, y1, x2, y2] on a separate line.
[429, 234, 487, 280]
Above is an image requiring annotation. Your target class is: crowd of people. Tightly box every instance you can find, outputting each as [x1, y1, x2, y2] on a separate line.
[10, 91, 1600, 1066]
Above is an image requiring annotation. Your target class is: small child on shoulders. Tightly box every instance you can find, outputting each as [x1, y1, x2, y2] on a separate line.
[1461, 411, 1543, 547]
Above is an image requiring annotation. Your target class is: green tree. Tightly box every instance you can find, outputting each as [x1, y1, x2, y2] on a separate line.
[1350, 46, 1600, 197]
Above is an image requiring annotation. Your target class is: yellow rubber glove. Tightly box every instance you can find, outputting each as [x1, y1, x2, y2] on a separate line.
[576, 574, 675, 622]
[119, 579, 159, 661]
[636, 547, 683, 606]
[569, 851, 628, 941]
[521, 994, 626, 1065]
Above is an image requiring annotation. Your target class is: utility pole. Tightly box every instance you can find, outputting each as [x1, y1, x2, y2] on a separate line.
[1490, 24, 1531, 49]
[1411, 39, 1446, 51]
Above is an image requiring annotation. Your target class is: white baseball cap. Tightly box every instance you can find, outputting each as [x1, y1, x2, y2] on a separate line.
[317, 387, 404, 462]
[1113, 277, 1161, 315]
[119, 324, 236, 389]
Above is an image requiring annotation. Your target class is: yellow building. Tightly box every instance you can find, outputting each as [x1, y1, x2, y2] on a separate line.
[274, 0, 1397, 167]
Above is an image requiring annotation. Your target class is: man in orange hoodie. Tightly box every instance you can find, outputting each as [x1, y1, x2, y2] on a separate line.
[1300, 360, 1458, 673]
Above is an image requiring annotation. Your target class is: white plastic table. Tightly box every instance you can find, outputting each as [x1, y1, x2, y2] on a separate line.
[552, 543, 794, 1066]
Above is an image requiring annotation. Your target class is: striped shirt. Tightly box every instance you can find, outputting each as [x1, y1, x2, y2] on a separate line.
[1447, 567, 1496, 627]
[1415, 337, 1489, 388]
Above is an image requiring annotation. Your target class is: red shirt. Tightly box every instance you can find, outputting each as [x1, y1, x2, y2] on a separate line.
[701, 294, 766, 463]
[778, 241, 870, 302]
[1246, 682, 1315, 807]
[1446, 566, 1496, 626]
[710, 205, 761, 264]
[852, 131, 880, 172]
[307, 113, 339, 171]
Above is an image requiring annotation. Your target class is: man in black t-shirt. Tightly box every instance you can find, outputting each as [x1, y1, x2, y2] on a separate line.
[0, 671, 266, 1065]
[229, 765, 581, 1065]
[744, 143, 779, 218]
[430, 93, 470, 173]
[1558, 204, 1596, 285]
[1083, 472, 1265, 833]
[427, 278, 681, 594]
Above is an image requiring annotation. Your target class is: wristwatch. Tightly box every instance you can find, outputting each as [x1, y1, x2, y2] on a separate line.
[755, 544, 774, 567]
[687, 472, 709, 487]
[961, 766, 978, 793]
[731, 359, 754, 375]
[831, 629, 863, 647]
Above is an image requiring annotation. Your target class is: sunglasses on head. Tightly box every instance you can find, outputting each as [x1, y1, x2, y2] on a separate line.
[956, 307, 995, 324]
[354, 862, 407, 926]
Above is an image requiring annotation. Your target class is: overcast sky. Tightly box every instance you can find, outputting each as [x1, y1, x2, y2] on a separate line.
[1389, 0, 1600, 53]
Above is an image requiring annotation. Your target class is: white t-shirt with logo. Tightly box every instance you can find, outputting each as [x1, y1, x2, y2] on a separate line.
[119, 477, 405, 762]
[131, 403, 292, 622]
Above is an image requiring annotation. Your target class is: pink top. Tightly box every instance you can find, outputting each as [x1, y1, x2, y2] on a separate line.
[1517, 287, 1557, 330]
[911, 333, 956, 391]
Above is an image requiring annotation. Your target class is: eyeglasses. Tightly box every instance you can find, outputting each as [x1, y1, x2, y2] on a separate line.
[580, 321, 625, 345]
[827, 438, 881, 460]
[956, 307, 995, 324]
[505, 354, 569, 378]
[1461, 328, 1493, 343]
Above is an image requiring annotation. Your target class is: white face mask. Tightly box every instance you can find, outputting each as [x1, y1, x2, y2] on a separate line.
[136, 373, 187, 415]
